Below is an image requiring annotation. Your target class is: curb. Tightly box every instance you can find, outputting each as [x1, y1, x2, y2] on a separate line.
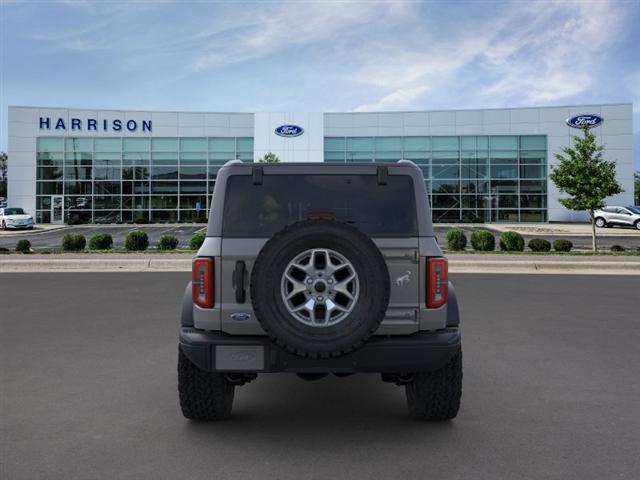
[1, 258, 639, 274]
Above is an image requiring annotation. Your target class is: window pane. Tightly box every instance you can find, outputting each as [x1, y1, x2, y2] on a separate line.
[375, 137, 401, 151]
[403, 137, 429, 151]
[490, 151, 518, 164]
[346, 137, 373, 151]
[520, 135, 546, 149]
[460, 137, 476, 150]
[152, 138, 179, 151]
[325, 151, 345, 162]
[374, 151, 401, 162]
[209, 152, 235, 164]
[432, 179, 460, 193]
[37, 182, 63, 194]
[151, 152, 178, 164]
[65, 166, 93, 180]
[491, 165, 518, 179]
[520, 210, 546, 222]
[93, 166, 120, 180]
[65, 138, 93, 151]
[123, 138, 149, 152]
[180, 181, 207, 194]
[491, 180, 518, 193]
[461, 179, 489, 193]
[94, 182, 120, 195]
[477, 136, 489, 149]
[498, 194, 519, 208]
[432, 137, 458, 151]
[236, 137, 253, 152]
[432, 194, 460, 209]
[495, 210, 519, 222]
[461, 164, 488, 179]
[325, 137, 345, 152]
[490, 136, 518, 150]
[180, 152, 207, 165]
[94, 138, 121, 152]
[520, 164, 546, 179]
[65, 181, 92, 195]
[38, 137, 64, 151]
[65, 152, 93, 166]
[432, 209, 461, 222]
[180, 167, 206, 179]
[432, 165, 459, 179]
[151, 196, 178, 208]
[520, 195, 546, 208]
[180, 138, 207, 152]
[432, 152, 459, 164]
[403, 151, 429, 163]
[520, 151, 546, 164]
[94, 196, 121, 209]
[151, 167, 178, 179]
[346, 152, 373, 161]
[151, 181, 178, 194]
[209, 138, 235, 152]
[151, 210, 178, 222]
[37, 166, 63, 180]
[37, 152, 64, 165]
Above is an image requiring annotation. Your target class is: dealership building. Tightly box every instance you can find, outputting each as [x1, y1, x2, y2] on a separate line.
[6, 103, 634, 224]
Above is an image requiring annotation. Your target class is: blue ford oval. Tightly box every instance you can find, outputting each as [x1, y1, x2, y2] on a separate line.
[275, 125, 304, 137]
[566, 114, 603, 129]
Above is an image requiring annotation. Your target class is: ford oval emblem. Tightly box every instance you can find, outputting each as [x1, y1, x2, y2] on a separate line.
[275, 125, 304, 137]
[566, 114, 603, 129]
[230, 312, 251, 321]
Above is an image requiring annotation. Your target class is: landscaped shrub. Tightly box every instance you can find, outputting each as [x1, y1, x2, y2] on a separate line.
[499, 231, 525, 252]
[553, 239, 573, 252]
[15, 239, 31, 253]
[528, 238, 551, 252]
[610, 245, 625, 252]
[0, 247, 10, 254]
[158, 235, 179, 251]
[470, 229, 495, 251]
[445, 228, 467, 251]
[189, 231, 206, 250]
[62, 233, 86, 252]
[135, 216, 149, 224]
[125, 230, 149, 251]
[88, 233, 113, 250]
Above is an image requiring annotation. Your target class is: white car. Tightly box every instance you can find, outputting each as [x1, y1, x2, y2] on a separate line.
[0, 207, 35, 230]
[594, 206, 640, 230]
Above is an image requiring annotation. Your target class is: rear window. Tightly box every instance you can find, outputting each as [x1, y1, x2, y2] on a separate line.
[222, 174, 418, 237]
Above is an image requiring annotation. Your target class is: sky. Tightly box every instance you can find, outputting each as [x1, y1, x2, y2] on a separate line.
[1, 0, 639, 167]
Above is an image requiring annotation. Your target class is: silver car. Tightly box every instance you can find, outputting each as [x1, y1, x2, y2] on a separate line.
[594, 206, 640, 230]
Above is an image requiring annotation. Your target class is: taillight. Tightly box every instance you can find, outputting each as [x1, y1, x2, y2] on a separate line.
[427, 257, 448, 308]
[192, 257, 214, 308]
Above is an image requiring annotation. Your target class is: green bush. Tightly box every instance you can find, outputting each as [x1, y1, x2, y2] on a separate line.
[134, 216, 149, 224]
[470, 229, 495, 251]
[610, 244, 625, 252]
[125, 230, 149, 251]
[528, 238, 551, 252]
[189, 231, 206, 250]
[499, 231, 525, 252]
[158, 235, 179, 251]
[62, 233, 86, 252]
[445, 228, 467, 251]
[553, 239, 573, 252]
[88, 233, 113, 250]
[15, 239, 31, 253]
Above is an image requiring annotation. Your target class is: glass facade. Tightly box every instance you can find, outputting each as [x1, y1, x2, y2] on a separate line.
[324, 135, 547, 222]
[35, 134, 547, 224]
[36, 137, 253, 223]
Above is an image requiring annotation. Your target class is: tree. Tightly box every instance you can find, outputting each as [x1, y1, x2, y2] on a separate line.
[258, 152, 280, 163]
[634, 171, 640, 205]
[0, 152, 7, 198]
[549, 127, 622, 252]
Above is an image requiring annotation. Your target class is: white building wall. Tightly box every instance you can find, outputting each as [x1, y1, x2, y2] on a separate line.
[254, 112, 323, 162]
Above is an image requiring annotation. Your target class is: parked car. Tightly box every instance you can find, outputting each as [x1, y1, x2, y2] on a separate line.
[0, 197, 7, 208]
[178, 160, 462, 421]
[0, 207, 35, 230]
[594, 206, 640, 230]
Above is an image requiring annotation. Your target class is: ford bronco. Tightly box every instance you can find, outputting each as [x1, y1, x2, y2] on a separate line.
[178, 160, 462, 420]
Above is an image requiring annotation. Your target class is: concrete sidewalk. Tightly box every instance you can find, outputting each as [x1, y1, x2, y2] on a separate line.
[2, 253, 639, 274]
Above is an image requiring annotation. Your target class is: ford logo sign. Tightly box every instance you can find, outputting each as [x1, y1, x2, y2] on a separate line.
[275, 125, 304, 137]
[566, 114, 603, 129]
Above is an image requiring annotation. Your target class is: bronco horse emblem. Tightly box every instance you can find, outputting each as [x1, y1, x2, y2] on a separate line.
[396, 270, 412, 287]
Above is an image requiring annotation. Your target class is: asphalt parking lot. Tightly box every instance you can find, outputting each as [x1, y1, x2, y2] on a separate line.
[2, 273, 639, 479]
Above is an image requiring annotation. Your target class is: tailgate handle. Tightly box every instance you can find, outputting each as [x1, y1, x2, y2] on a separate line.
[233, 261, 246, 303]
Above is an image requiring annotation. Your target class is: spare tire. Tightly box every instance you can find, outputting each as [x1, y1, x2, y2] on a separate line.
[251, 219, 389, 358]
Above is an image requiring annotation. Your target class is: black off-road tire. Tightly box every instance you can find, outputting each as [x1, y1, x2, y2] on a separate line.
[251, 219, 390, 359]
[406, 347, 462, 420]
[178, 348, 235, 420]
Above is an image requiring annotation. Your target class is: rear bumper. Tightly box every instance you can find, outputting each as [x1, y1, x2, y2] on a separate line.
[179, 327, 461, 374]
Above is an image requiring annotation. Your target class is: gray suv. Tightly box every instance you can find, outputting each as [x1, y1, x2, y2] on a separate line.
[178, 160, 462, 421]
[594, 206, 640, 229]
